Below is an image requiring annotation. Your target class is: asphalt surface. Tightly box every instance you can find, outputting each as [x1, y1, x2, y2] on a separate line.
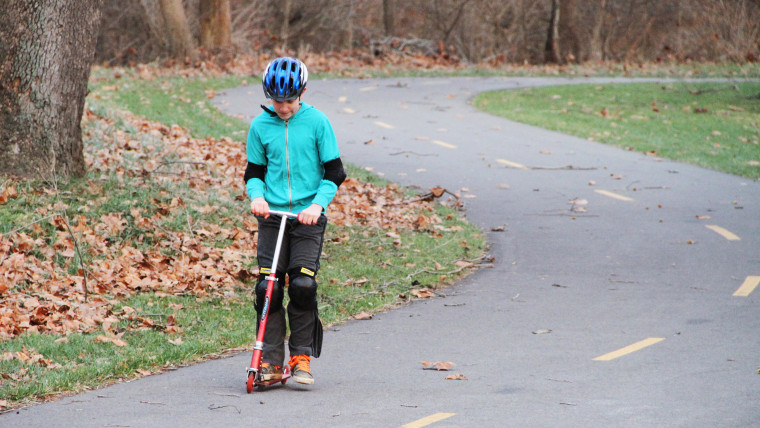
[4, 76, 759, 427]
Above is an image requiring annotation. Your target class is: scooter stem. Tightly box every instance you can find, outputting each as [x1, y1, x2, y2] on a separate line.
[248, 211, 298, 375]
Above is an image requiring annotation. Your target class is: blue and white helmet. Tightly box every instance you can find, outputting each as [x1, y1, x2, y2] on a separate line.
[262, 57, 308, 101]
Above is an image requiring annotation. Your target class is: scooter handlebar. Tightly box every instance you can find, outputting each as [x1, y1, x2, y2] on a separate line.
[267, 210, 299, 219]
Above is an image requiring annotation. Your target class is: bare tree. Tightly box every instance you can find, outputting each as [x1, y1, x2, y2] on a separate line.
[200, 0, 232, 50]
[544, 0, 561, 63]
[159, 0, 196, 58]
[281, 0, 292, 51]
[383, 0, 396, 36]
[0, 0, 103, 180]
[588, 0, 608, 61]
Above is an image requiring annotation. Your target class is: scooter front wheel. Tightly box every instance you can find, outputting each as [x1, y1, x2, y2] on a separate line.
[246, 372, 255, 393]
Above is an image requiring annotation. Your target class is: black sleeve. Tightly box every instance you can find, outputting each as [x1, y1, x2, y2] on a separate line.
[244, 162, 267, 185]
[323, 157, 347, 188]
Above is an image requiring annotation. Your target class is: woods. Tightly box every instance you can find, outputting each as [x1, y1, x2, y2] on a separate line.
[1, 1, 758, 180]
[96, 0, 760, 65]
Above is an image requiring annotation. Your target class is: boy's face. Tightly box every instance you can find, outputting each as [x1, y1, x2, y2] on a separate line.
[272, 98, 301, 121]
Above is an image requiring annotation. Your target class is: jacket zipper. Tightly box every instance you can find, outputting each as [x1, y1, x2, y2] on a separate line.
[285, 120, 292, 211]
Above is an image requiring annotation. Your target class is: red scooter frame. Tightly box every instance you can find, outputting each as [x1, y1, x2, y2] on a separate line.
[246, 210, 297, 393]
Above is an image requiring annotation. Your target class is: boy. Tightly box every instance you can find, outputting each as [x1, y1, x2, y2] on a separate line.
[244, 57, 346, 385]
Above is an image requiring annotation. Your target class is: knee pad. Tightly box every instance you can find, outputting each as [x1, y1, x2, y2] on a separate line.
[255, 275, 284, 313]
[288, 270, 318, 310]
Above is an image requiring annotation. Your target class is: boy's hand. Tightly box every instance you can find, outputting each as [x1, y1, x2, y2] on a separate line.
[250, 197, 270, 218]
[297, 204, 323, 225]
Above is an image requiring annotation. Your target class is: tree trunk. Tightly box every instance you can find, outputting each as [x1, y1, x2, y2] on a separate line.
[383, 0, 395, 37]
[589, 0, 607, 61]
[0, 0, 103, 180]
[140, 0, 168, 51]
[199, 0, 231, 49]
[544, 0, 561, 63]
[158, 0, 195, 58]
[281, 0, 292, 51]
[561, 0, 580, 62]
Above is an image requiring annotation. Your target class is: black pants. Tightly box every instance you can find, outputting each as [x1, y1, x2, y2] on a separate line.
[255, 214, 326, 365]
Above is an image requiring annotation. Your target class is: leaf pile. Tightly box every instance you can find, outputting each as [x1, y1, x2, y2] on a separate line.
[102, 49, 466, 81]
[0, 108, 441, 340]
[94, 49, 757, 83]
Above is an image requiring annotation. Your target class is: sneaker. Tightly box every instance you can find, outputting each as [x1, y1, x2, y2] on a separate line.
[289, 355, 314, 385]
[259, 363, 283, 381]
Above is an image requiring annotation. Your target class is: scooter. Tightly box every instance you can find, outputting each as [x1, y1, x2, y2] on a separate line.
[246, 210, 297, 393]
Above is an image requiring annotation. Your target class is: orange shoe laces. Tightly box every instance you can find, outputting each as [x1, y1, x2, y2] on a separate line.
[289, 355, 310, 372]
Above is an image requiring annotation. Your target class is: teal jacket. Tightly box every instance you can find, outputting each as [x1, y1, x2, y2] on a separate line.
[246, 102, 341, 213]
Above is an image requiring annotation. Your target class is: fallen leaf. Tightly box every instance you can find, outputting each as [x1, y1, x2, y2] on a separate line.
[532, 329, 552, 335]
[421, 361, 455, 371]
[410, 289, 435, 299]
[168, 337, 183, 346]
[354, 312, 372, 320]
[95, 335, 128, 347]
[430, 187, 446, 198]
[445, 373, 467, 380]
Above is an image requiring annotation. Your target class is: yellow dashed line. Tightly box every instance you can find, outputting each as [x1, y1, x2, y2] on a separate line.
[338, 96, 347, 102]
[375, 121, 395, 129]
[705, 224, 741, 241]
[400, 413, 456, 428]
[360, 86, 378, 92]
[496, 158, 528, 170]
[343, 107, 356, 114]
[593, 338, 664, 361]
[734, 276, 760, 297]
[595, 189, 634, 202]
[432, 140, 457, 149]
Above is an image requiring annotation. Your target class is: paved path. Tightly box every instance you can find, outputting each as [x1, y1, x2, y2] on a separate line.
[4, 76, 759, 427]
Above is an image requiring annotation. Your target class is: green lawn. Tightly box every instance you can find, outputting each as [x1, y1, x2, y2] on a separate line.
[474, 81, 760, 179]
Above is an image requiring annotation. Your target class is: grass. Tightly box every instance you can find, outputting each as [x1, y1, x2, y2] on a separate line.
[1, 294, 255, 402]
[89, 72, 251, 141]
[0, 73, 486, 408]
[312, 60, 760, 80]
[474, 81, 760, 179]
